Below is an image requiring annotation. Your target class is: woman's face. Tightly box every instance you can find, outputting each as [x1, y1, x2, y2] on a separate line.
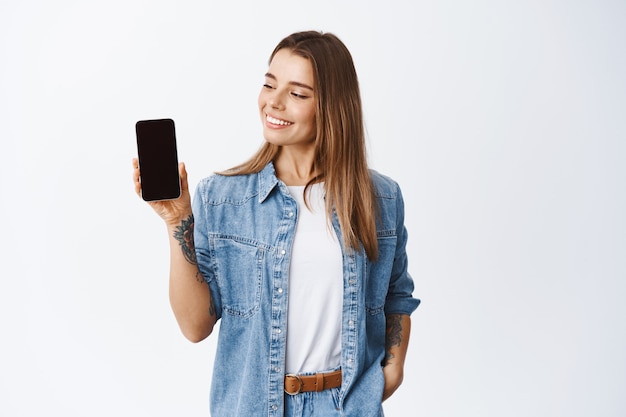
[258, 48, 317, 150]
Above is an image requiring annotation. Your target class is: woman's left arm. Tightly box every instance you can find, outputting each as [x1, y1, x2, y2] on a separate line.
[382, 313, 411, 402]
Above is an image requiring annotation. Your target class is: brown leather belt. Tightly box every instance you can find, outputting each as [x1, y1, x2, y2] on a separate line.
[284, 370, 342, 395]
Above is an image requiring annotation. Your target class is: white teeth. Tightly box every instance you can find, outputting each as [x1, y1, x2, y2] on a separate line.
[266, 115, 293, 126]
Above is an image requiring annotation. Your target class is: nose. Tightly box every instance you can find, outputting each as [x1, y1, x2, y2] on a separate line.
[268, 91, 284, 110]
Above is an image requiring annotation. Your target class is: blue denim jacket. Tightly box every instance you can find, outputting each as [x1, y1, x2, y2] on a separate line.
[192, 162, 420, 417]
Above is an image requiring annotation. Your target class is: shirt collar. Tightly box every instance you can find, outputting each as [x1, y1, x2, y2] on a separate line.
[258, 161, 280, 203]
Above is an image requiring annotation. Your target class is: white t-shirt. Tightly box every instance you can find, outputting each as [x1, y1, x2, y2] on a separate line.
[285, 183, 344, 374]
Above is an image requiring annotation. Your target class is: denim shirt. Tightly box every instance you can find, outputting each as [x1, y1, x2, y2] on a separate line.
[192, 162, 420, 417]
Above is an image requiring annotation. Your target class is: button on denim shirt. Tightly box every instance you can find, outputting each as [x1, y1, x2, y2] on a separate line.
[192, 162, 420, 417]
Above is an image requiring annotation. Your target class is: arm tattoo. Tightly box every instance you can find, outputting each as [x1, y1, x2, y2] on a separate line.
[174, 215, 214, 317]
[194, 270, 215, 316]
[384, 314, 403, 364]
[208, 289, 216, 317]
[173, 214, 197, 265]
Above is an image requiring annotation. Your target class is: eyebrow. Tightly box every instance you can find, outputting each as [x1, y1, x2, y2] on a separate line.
[265, 72, 314, 91]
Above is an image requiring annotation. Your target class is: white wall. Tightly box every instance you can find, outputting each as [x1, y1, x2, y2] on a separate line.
[1, 1, 624, 416]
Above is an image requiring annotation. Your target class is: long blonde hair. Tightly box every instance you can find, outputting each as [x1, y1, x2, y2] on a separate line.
[225, 31, 379, 260]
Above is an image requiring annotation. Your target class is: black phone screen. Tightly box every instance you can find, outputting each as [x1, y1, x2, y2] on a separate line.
[135, 118, 181, 201]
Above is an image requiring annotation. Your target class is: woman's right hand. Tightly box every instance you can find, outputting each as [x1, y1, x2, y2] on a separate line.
[132, 158, 193, 226]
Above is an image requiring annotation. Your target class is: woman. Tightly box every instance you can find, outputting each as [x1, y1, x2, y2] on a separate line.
[133, 31, 420, 417]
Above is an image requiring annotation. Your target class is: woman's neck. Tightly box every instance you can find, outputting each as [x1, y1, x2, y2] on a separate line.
[273, 147, 318, 186]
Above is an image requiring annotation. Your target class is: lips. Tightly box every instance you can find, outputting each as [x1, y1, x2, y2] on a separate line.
[266, 114, 293, 126]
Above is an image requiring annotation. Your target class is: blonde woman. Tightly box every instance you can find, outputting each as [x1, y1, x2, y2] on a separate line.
[133, 31, 420, 417]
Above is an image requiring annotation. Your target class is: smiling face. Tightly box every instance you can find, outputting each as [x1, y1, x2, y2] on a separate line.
[258, 48, 317, 151]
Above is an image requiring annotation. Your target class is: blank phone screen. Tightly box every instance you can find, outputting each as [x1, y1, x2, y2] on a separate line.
[135, 118, 181, 201]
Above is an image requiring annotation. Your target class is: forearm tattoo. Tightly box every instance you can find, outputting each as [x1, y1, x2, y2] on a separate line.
[173, 214, 197, 265]
[384, 314, 403, 364]
[207, 288, 216, 317]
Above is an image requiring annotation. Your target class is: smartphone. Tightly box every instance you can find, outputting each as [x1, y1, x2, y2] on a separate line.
[135, 118, 181, 201]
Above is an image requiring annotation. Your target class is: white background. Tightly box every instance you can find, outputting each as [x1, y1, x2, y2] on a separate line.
[1, 0, 625, 416]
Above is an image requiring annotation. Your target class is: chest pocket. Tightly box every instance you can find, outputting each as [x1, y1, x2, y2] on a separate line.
[365, 232, 397, 314]
[210, 235, 265, 318]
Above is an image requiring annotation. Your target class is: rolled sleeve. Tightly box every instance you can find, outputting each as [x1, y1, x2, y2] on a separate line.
[192, 178, 223, 320]
[384, 183, 420, 316]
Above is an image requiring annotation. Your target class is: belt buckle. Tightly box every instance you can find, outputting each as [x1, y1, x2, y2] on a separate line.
[284, 374, 304, 395]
